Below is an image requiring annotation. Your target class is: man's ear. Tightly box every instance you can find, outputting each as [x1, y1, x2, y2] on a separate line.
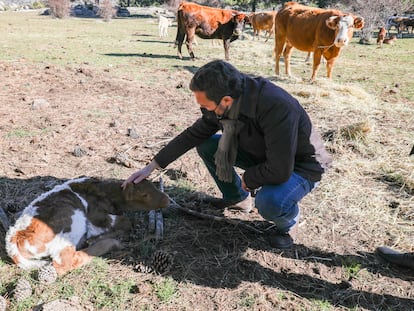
[221, 96, 234, 108]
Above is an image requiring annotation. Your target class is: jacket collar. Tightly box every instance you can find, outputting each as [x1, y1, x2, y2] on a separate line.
[239, 76, 260, 119]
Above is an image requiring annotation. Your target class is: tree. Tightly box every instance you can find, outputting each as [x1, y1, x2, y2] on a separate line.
[340, 0, 413, 41]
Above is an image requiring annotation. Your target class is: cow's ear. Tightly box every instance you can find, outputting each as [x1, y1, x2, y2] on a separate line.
[353, 17, 364, 29]
[326, 16, 339, 30]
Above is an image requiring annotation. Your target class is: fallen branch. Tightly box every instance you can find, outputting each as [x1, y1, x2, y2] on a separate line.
[144, 137, 173, 149]
[168, 197, 264, 234]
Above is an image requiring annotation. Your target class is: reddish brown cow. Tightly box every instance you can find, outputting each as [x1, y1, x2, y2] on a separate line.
[174, 2, 246, 60]
[274, 2, 364, 81]
[377, 27, 386, 46]
[248, 11, 277, 42]
[6, 177, 169, 275]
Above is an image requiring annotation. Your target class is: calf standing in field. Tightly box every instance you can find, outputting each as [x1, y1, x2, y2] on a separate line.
[6, 177, 169, 275]
[158, 15, 172, 38]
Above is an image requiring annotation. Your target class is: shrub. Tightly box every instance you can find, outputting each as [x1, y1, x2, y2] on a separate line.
[98, 0, 116, 22]
[48, 0, 70, 18]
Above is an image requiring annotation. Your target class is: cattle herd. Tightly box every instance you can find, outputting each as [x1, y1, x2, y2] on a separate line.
[165, 1, 368, 80]
[154, 1, 412, 81]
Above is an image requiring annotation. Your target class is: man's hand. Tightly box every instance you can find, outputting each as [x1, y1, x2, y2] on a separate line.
[241, 174, 250, 192]
[121, 160, 160, 190]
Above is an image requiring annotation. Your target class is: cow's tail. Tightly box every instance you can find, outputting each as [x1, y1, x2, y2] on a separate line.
[174, 8, 186, 53]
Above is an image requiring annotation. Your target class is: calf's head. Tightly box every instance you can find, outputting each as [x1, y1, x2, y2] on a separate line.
[326, 14, 364, 47]
[122, 179, 170, 211]
[232, 13, 247, 36]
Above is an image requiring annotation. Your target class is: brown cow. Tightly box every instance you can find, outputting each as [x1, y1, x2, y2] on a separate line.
[377, 27, 386, 46]
[6, 177, 169, 275]
[274, 2, 364, 81]
[174, 1, 246, 60]
[248, 11, 277, 42]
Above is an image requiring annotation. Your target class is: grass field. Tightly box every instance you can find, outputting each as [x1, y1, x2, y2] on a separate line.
[0, 8, 413, 311]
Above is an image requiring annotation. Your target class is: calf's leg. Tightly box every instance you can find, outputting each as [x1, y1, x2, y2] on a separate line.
[53, 239, 122, 275]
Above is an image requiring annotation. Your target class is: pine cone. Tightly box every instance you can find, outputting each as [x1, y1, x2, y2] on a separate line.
[134, 262, 153, 273]
[0, 296, 7, 311]
[38, 264, 58, 284]
[151, 250, 173, 274]
[14, 278, 32, 302]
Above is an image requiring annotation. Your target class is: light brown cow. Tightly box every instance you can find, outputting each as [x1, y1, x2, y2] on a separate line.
[377, 27, 386, 46]
[6, 177, 169, 275]
[174, 2, 246, 60]
[274, 2, 364, 81]
[248, 11, 277, 42]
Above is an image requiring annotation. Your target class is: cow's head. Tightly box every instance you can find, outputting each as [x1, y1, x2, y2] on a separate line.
[123, 179, 170, 211]
[232, 13, 247, 36]
[326, 14, 364, 47]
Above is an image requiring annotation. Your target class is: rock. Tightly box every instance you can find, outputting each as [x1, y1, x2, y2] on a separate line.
[73, 146, 87, 157]
[127, 127, 139, 139]
[31, 98, 50, 110]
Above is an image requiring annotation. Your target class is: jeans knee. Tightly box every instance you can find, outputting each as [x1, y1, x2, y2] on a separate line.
[255, 193, 284, 219]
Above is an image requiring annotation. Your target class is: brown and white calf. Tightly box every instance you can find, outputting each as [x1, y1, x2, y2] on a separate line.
[6, 177, 169, 275]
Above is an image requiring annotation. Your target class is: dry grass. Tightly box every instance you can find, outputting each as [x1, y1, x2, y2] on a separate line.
[0, 9, 413, 311]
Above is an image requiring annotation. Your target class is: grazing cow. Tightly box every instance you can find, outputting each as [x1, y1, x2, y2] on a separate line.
[377, 27, 386, 46]
[274, 2, 364, 81]
[402, 17, 414, 34]
[248, 11, 277, 42]
[6, 177, 169, 275]
[158, 15, 172, 38]
[174, 1, 246, 60]
[386, 16, 407, 35]
[383, 35, 397, 45]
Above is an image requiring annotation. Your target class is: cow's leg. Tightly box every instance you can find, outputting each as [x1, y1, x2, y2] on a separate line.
[52, 246, 93, 275]
[282, 44, 294, 76]
[274, 35, 285, 76]
[174, 27, 186, 59]
[52, 239, 122, 275]
[325, 57, 337, 79]
[264, 30, 272, 43]
[311, 49, 323, 81]
[186, 29, 196, 60]
[223, 39, 231, 60]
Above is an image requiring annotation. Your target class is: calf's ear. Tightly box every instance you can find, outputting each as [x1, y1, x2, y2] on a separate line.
[353, 16, 364, 29]
[326, 16, 339, 30]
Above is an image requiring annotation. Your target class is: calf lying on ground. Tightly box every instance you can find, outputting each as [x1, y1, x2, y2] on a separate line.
[383, 35, 397, 45]
[6, 177, 169, 275]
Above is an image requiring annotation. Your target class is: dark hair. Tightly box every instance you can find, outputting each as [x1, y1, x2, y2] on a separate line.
[189, 60, 245, 104]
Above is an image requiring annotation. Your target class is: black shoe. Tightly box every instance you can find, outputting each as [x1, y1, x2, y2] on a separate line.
[203, 195, 252, 213]
[376, 246, 414, 269]
[268, 232, 294, 249]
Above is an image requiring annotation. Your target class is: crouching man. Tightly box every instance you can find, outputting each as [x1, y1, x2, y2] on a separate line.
[123, 60, 332, 249]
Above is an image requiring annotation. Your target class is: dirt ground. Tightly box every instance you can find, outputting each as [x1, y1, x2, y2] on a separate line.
[0, 60, 413, 310]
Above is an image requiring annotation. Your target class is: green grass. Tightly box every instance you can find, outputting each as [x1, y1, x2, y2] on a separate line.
[153, 277, 178, 303]
[1, 10, 413, 102]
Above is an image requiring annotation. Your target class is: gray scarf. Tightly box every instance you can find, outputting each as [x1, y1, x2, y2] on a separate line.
[214, 97, 245, 182]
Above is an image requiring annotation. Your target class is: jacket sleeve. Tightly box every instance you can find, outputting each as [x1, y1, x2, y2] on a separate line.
[154, 110, 219, 168]
[243, 94, 299, 189]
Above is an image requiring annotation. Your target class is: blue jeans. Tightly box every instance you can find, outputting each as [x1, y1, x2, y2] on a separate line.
[196, 134, 317, 233]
